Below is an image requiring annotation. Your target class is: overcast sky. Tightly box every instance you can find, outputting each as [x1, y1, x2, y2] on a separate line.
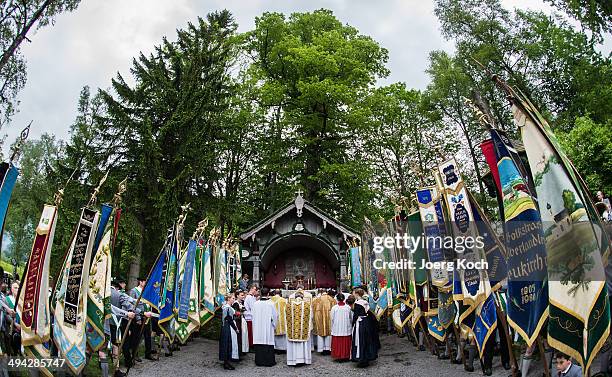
[3, 0, 607, 150]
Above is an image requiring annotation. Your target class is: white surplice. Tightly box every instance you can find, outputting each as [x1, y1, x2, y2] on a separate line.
[251, 298, 277, 346]
[331, 303, 353, 336]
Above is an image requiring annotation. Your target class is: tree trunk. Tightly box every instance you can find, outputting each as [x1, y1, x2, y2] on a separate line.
[128, 216, 144, 290]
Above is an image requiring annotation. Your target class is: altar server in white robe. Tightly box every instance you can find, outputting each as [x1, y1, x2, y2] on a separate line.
[252, 287, 278, 366]
[285, 290, 313, 366]
[330, 292, 353, 361]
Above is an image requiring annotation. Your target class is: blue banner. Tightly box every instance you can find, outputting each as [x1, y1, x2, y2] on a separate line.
[473, 294, 497, 357]
[350, 246, 362, 287]
[141, 242, 169, 311]
[0, 163, 18, 246]
[178, 240, 196, 322]
[91, 203, 113, 264]
[468, 193, 508, 291]
[491, 129, 548, 347]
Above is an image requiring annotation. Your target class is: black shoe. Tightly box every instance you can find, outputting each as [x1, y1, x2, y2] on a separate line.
[135, 357, 142, 362]
[114, 371, 126, 377]
[357, 361, 369, 368]
[484, 368, 492, 376]
[418, 345, 426, 351]
[165, 352, 173, 357]
[145, 355, 155, 361]
[452, 359, 463, 364]
[438, 354, 450, 360]
[503, 362, 511, 370]
[465, 365, 474, 372]
[224, 363, 235, 370]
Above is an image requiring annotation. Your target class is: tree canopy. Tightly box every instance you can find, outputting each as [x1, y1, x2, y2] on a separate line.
[2, 4, 609, 278]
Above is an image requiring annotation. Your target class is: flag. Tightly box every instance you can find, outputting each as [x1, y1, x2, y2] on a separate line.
[406, 211, 427, 328]
[176, 239, 197, 343]
[511, 88, 610, 371]
[140, 238, 169, 311]
[184, 249, 201, 341]
[371, 220, 394, 320]
[480, 139, 503, 199]
[428, 181, 458, 330]
[18, 205, 57, 346]
[467, 191, 508, 291]
[416, 187, 450, 288]
[198, 240, 216, 325]
[159, 228, 179, 340]
[438, 158, 490, 307]
[473, 294, 498, 358]
[487, 128, 548, 347]
[86, 204, 116, 351]
[0, 162, 18, 249]
[53, 207, 100, 375]
[349, 246, 362, 288]
[427, 315, 446, 341]
[214, 243, 228, 307]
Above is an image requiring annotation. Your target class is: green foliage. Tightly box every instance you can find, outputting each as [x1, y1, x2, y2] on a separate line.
[544, 0, 612, 37]
[3, 134, 63, 266]
[244, 9, 389, 227]
[560, 117, 612, 195]
[3, 5, 610, 280]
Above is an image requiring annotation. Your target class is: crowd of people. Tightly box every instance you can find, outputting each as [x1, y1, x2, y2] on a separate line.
[217, 277, 594, 377]
[0, 267, 594, 377]
[218, 284, 380, 371]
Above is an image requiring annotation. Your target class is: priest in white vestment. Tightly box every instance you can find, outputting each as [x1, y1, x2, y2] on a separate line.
[285, 291, 313, 366]
[252, 287, 278, 366]
[270, 290, 287, 352]
[312, 288, 335, 354]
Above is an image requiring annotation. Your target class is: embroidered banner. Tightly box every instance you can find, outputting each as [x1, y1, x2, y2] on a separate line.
[198, 240, 216, 325]
[86, 204, 115, 351]
[18, 205, 57, 346]
[53, 207, 99, 375]
[416, 187, 450, 288]
[513, 89, 610, 371]
[489, 128, 548, 347]
[438, 158, 490, 308]
[349, 246, 363, 288]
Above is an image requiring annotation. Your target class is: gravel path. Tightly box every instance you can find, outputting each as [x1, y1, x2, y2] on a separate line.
[129, 334, 522, 377]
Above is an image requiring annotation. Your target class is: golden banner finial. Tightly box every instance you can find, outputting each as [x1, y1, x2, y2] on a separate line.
[87, 169, 110, 207]
[113, 177, 128, 207]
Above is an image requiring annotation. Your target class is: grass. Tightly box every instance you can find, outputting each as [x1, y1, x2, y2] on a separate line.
[0, 258, 24, 278]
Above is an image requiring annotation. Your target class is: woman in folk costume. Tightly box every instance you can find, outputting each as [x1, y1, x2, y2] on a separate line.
[349, 290, 380, 367]
[219, 294, 239, 370]
[232, 289, 249, 355]
[285, 290, 313, 366]
[330, 292, 352, 361]
[231, 290, 243, 357]
[270, 289, 287, 353]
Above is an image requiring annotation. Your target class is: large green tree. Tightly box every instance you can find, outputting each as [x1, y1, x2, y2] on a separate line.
[244, 9, 389, 227]
[2, 134, 64, 267]
[94, 11, 241, 283]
